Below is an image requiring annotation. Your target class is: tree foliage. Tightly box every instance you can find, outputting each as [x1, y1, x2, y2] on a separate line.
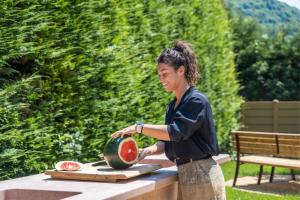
[229, 16, 300, 100]
[225, 0, 300, 35]
[0, 0, 241, 180]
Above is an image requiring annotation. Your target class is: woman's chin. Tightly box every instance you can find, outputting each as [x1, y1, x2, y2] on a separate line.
[163, 87, 172, 92]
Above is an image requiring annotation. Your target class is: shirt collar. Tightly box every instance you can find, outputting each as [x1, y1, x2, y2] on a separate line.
[172, 86, 195, 109]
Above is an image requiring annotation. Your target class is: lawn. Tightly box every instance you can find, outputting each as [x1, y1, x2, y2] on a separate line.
[221, 161, 300, 200]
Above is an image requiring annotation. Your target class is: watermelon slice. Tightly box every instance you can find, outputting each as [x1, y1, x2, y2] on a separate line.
[55, 161, 83, 171]
[103, 136, 139, 169]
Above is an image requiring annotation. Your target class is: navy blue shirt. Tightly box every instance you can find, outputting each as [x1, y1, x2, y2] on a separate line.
[164, 86, 219, 162]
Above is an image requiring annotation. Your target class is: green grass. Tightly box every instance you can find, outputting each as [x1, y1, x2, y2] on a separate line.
[221, 161, 300, 200]
[226, 187, 299, 200]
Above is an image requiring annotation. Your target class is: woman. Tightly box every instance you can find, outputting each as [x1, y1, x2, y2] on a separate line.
[111, 40, 226, 200]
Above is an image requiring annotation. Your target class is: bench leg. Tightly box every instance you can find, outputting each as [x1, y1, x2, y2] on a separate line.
[269, 166, 275, 183]
[291, 169, 296, 180]
[257, 165, 263, 185]
[232, 160, 240, 187]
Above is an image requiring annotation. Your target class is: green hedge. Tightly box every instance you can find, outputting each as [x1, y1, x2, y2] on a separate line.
[0, 0, 241, 180]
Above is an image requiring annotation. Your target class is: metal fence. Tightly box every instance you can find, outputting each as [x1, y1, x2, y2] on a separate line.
[240, 100, 300, 133]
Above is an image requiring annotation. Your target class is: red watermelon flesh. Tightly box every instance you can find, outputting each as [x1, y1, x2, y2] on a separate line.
[120, 140, 138, 163]
[55, 161, 82, 171]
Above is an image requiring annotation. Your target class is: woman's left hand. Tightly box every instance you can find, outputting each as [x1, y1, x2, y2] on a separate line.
[111, 125, 137, 138]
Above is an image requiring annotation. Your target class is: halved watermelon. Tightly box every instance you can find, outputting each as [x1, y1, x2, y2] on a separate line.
[55, 161, 83, 171]
[103, 136, 139, 169]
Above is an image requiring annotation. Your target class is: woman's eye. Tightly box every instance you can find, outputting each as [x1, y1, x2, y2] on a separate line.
[158, 72, 167, 79]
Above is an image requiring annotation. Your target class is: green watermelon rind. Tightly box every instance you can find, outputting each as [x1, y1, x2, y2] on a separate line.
[103, 137, 138, 170]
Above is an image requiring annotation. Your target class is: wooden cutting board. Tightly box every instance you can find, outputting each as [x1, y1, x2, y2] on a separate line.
[45, 161, 162, 182]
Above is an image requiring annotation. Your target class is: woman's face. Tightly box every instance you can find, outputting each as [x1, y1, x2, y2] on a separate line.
[157, 63, 184, 92]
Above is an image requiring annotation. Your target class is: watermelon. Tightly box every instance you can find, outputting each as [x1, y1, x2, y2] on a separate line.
[55, 161, 83, 171]
[103, 136, 139, 169]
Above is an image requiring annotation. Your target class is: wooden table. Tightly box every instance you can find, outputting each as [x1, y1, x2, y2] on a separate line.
[0, 154, 230, 200]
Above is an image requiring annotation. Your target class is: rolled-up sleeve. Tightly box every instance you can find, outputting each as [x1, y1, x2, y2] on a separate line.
[167, 97, 206, 142]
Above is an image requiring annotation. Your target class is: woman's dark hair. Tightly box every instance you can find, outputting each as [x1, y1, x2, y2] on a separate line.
[157, 40, 200, 85]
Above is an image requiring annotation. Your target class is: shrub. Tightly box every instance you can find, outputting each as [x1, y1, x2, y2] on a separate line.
[0, 0, 241, 180]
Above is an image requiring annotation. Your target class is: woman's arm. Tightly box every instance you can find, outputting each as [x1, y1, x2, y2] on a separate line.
[139, 141, 165, 160]
[111, 124, 170, 141]
[146, 140, 165, 155]
[142, 124, 170, 141]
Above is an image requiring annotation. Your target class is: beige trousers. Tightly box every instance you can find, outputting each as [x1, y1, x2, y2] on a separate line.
[177, 158, 226, 200]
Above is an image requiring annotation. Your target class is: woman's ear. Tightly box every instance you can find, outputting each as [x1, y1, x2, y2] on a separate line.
[178, 65, 185, 76]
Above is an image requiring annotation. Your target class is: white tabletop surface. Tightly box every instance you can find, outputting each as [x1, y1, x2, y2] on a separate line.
[0, 154, 230, 200]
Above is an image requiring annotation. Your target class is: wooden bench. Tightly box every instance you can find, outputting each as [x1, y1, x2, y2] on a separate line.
[231, 130, 300, 186]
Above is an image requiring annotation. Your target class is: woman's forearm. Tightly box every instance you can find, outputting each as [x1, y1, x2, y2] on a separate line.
[111, 124, 171, 141]
[142, 124, 170, 141]
[147, 141, 165, 155]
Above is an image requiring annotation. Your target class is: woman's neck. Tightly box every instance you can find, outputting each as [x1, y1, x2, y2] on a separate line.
[174, 82, 191, 104]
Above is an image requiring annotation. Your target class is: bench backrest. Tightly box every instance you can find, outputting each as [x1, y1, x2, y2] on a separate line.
[231, 131, 300, 158]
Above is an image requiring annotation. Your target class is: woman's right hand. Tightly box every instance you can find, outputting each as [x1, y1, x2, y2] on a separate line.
[138, 148, 152, 161]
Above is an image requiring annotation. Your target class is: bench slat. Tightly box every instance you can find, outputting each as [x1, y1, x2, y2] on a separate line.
[232, 136, 275, 144]
[240, 155, 300, 170]
[232, 131, 300, 138]
[232, 141, 276, 149]
[278, 135, 300, 140]
[233, 147, 277, 155]
[232, 141, 300, 150]
[231, 136, 300, 145]
[275, 150, 300, 158]
[278, 139, 300, 145]
[233, 147, 300, 158]
[232, 132, 275, 138]
[233, 133, 300, 140]
[279, 145, 300, 152]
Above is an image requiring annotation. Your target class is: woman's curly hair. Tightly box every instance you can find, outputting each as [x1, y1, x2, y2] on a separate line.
[157, 40, 200, 85]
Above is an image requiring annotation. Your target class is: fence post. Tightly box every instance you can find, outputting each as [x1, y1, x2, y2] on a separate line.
[272, 99, 279, 132]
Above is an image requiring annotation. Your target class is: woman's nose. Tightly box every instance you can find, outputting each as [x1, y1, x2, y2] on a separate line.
[158, 75, 163, 82]
[159, 77, 165, 83]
